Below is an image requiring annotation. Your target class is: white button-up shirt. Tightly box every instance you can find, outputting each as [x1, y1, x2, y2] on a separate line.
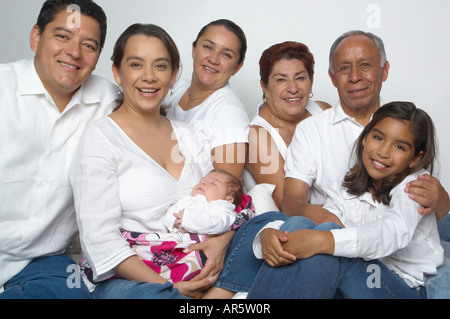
[326, 170, 443, 288]
[285, 103, 364, 204]
[0, 59, 118, 289]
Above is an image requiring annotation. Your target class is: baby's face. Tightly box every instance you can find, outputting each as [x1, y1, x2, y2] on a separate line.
[192, 172, 232, 202]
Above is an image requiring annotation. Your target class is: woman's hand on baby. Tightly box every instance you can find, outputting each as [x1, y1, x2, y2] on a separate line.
[185, 231, 234, 281]
[261, 228, 296, 267]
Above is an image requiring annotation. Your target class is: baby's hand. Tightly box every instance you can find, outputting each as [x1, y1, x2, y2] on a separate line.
[173, 209, 187, 233]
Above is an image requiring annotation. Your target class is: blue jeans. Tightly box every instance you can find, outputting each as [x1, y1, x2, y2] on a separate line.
[247, 216, 427, 299]
[214, 211, 287, 292]
[438, 214, 450, 242]
[0, 254, 90, 299]
[91, 278, 189, 299]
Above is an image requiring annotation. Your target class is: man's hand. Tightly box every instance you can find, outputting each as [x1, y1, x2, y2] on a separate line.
[405, 174, 450, 220]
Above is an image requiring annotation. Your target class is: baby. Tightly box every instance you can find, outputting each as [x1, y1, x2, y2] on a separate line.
[165, 169, 243, 234]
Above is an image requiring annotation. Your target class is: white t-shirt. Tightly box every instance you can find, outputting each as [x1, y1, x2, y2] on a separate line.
[166, 80, 249, 157]
[0, 59, 117, 289]
[70, 117, 212, 282]
[164, 194, 236, 234]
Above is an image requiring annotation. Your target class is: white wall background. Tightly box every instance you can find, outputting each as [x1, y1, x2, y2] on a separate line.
[1, 0, 449, 191]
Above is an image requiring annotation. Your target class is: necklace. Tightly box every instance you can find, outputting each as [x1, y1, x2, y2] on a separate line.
[266, 102, 287, 128]
[188, 87, 213, 101]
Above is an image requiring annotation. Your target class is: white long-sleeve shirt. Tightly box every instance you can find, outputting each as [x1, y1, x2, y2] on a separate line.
[70, 117, 212, 282]
[0, 59, 117, 289]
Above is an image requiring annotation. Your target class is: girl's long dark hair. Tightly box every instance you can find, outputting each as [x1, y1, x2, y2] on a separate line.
[343, 101, 436, 205]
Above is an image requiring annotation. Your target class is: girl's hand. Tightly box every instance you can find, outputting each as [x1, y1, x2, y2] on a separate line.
[282, 229, 335, 259]
[260, 228, 296, 267]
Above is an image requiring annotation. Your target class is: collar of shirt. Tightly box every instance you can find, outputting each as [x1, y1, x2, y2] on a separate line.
[341, 185, 378, 207]
[16, 59, 103, 108]
[341, 168, 430, 208]
[17, 59, 47, 97]
[331, 102, 365, 127]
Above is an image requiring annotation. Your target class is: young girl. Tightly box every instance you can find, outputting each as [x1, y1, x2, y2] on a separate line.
[248, 101, 444, 299]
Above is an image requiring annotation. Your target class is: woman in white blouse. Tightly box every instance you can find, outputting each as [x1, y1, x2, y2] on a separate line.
[70, 24, 214, 299]
[245, 41, 331, 210]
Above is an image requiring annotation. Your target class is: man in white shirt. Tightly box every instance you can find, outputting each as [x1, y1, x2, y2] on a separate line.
[0, 0, 117, 298]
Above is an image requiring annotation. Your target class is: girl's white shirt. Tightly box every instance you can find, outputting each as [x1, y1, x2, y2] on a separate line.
[253, 169, 444, 288]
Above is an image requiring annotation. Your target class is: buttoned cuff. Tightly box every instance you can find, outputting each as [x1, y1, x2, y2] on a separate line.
[330, 228, 358, 258]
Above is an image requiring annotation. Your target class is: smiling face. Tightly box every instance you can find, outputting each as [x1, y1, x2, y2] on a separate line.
[262, 58, 313, 121]
[191, 25, 243, 91]
[191, 171, 234, 203]
[112, 35, 177, 115]
[30, 10, 101, 102]
[329, 35, 389, 117]
[362, 117, 422, 188]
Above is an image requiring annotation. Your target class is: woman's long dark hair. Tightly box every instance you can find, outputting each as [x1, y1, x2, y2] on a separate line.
[343, 101, 437, 205]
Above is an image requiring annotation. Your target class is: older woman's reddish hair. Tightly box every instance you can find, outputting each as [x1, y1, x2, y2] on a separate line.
[259, 41, 315, 86]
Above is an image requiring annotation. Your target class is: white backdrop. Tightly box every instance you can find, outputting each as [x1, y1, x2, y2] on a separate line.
[1, 0, 449, 191]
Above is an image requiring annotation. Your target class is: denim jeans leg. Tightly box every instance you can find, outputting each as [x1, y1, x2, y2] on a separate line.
[214, 211, 287, 292]
[313, 222, 425, 299]
[91, 278, 189, 299]
[336, 257, 425, 298]
[280, 216, 317, 232]
[248, 220, 341, 299]
[425, 257, 450, 299]
[0, 254, 90, 299]
[248, 252, 341, 299]
[248, 221, 426, 299]
[438, 214, 450, 242]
